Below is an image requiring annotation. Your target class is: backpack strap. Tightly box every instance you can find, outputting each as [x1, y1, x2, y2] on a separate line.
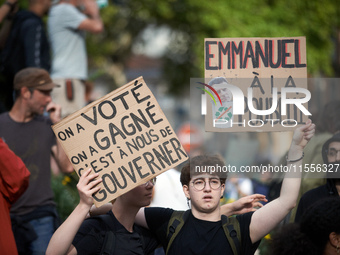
[221, 215, 241, 255]
[98, 214, 116, 255]
[100, 231, 115, 255]
[165, 210, 189, 255]
[98, 213, 148, 255]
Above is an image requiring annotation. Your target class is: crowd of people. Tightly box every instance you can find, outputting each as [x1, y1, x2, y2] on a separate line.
[0, 1, 339, 255]
[0, 0, 102, 254]
[45, 121, 318, 255]
[0, 0, 102, 115]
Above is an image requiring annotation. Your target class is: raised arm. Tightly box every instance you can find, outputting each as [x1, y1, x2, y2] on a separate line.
[77, 0, 103, 33]
[46, 168, 102, 255]
[249, 120, 315, 243]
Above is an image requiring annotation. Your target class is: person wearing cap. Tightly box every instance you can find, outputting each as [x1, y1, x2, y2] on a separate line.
[294, 132, 340, 222]
[0, 67, 73, 254]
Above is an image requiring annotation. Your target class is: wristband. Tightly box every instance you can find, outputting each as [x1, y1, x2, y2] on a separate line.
[286, 152, 304, 163]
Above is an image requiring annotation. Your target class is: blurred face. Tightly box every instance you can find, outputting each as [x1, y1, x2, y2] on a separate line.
[41, 0, 52, 13]
[212, 83, 232, 102]
[121, 178, 155, 208]
[216, 87, 232, 102]
[183, 174, 224, 214]
[327, 142, 340, 163]
[27, 89, 52, 115]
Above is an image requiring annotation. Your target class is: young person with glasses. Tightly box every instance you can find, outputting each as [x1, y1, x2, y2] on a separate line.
[47, 166, 265, 255]
[135, 120, 315, 255]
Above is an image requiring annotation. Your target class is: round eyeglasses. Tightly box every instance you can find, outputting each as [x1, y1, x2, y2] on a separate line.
[327, 148, 340, 159]
[190, 178, 221, 191]
[141, 177, 157, 187]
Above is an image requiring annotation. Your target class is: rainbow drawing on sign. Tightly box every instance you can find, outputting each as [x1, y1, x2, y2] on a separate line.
[196, 82, 222, 106]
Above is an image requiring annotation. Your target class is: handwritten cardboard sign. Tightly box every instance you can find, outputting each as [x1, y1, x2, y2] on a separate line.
[204, 37, 309, 132]
[52, 77, 188, 207]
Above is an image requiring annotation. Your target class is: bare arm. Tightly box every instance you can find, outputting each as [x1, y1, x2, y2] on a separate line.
[87, 202, 112, 218]
[221, 194, 267, 216]
[46, 168, 102, 255]
[249, 120, 315, 243]
[88, 204, 149, 229]
[77, 0, 103, 33]
[48, 102, 74, 174]
[51, 140, 74, 173]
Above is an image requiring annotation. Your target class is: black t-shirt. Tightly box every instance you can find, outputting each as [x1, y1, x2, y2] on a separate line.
[294, 180, 338, 222]
[73, 211, 158, 255]
[145, 208, 259, 255]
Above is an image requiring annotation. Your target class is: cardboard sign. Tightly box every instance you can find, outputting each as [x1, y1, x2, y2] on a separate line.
[204, 37, 309, 132]
[52, 77, 188, 207]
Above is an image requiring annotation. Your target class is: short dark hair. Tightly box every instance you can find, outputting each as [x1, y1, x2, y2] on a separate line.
[270, 223, 318, 255]
[300, 197, 340, 252]
[271, 197, 340, 255]
[180, 155, 227, 186]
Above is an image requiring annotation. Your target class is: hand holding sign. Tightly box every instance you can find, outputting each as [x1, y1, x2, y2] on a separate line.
[52, 77, 188, 207]
[77, 168, 102, 208]
[46, 101, 62, 124]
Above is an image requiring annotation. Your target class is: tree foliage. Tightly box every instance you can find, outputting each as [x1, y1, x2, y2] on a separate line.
[87, 0, 338, 93]
[5, 0, 338, 93]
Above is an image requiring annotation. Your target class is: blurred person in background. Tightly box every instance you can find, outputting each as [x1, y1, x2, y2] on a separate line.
[299, 100, 340, 193]
[294, 132, 340, 222]
[0, 67, 73, 254]
[48, 0, 103, 118]
[223, 176, 254, 204]
[0, 0, 17, 22]
[288, 100, 340, 221]
[0, 0, 52, 111]
[250, 160, 272, 205]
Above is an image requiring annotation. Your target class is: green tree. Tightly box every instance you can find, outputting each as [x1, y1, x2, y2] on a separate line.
[2, 0, 338, 93]
[87, 0, 338, 93]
